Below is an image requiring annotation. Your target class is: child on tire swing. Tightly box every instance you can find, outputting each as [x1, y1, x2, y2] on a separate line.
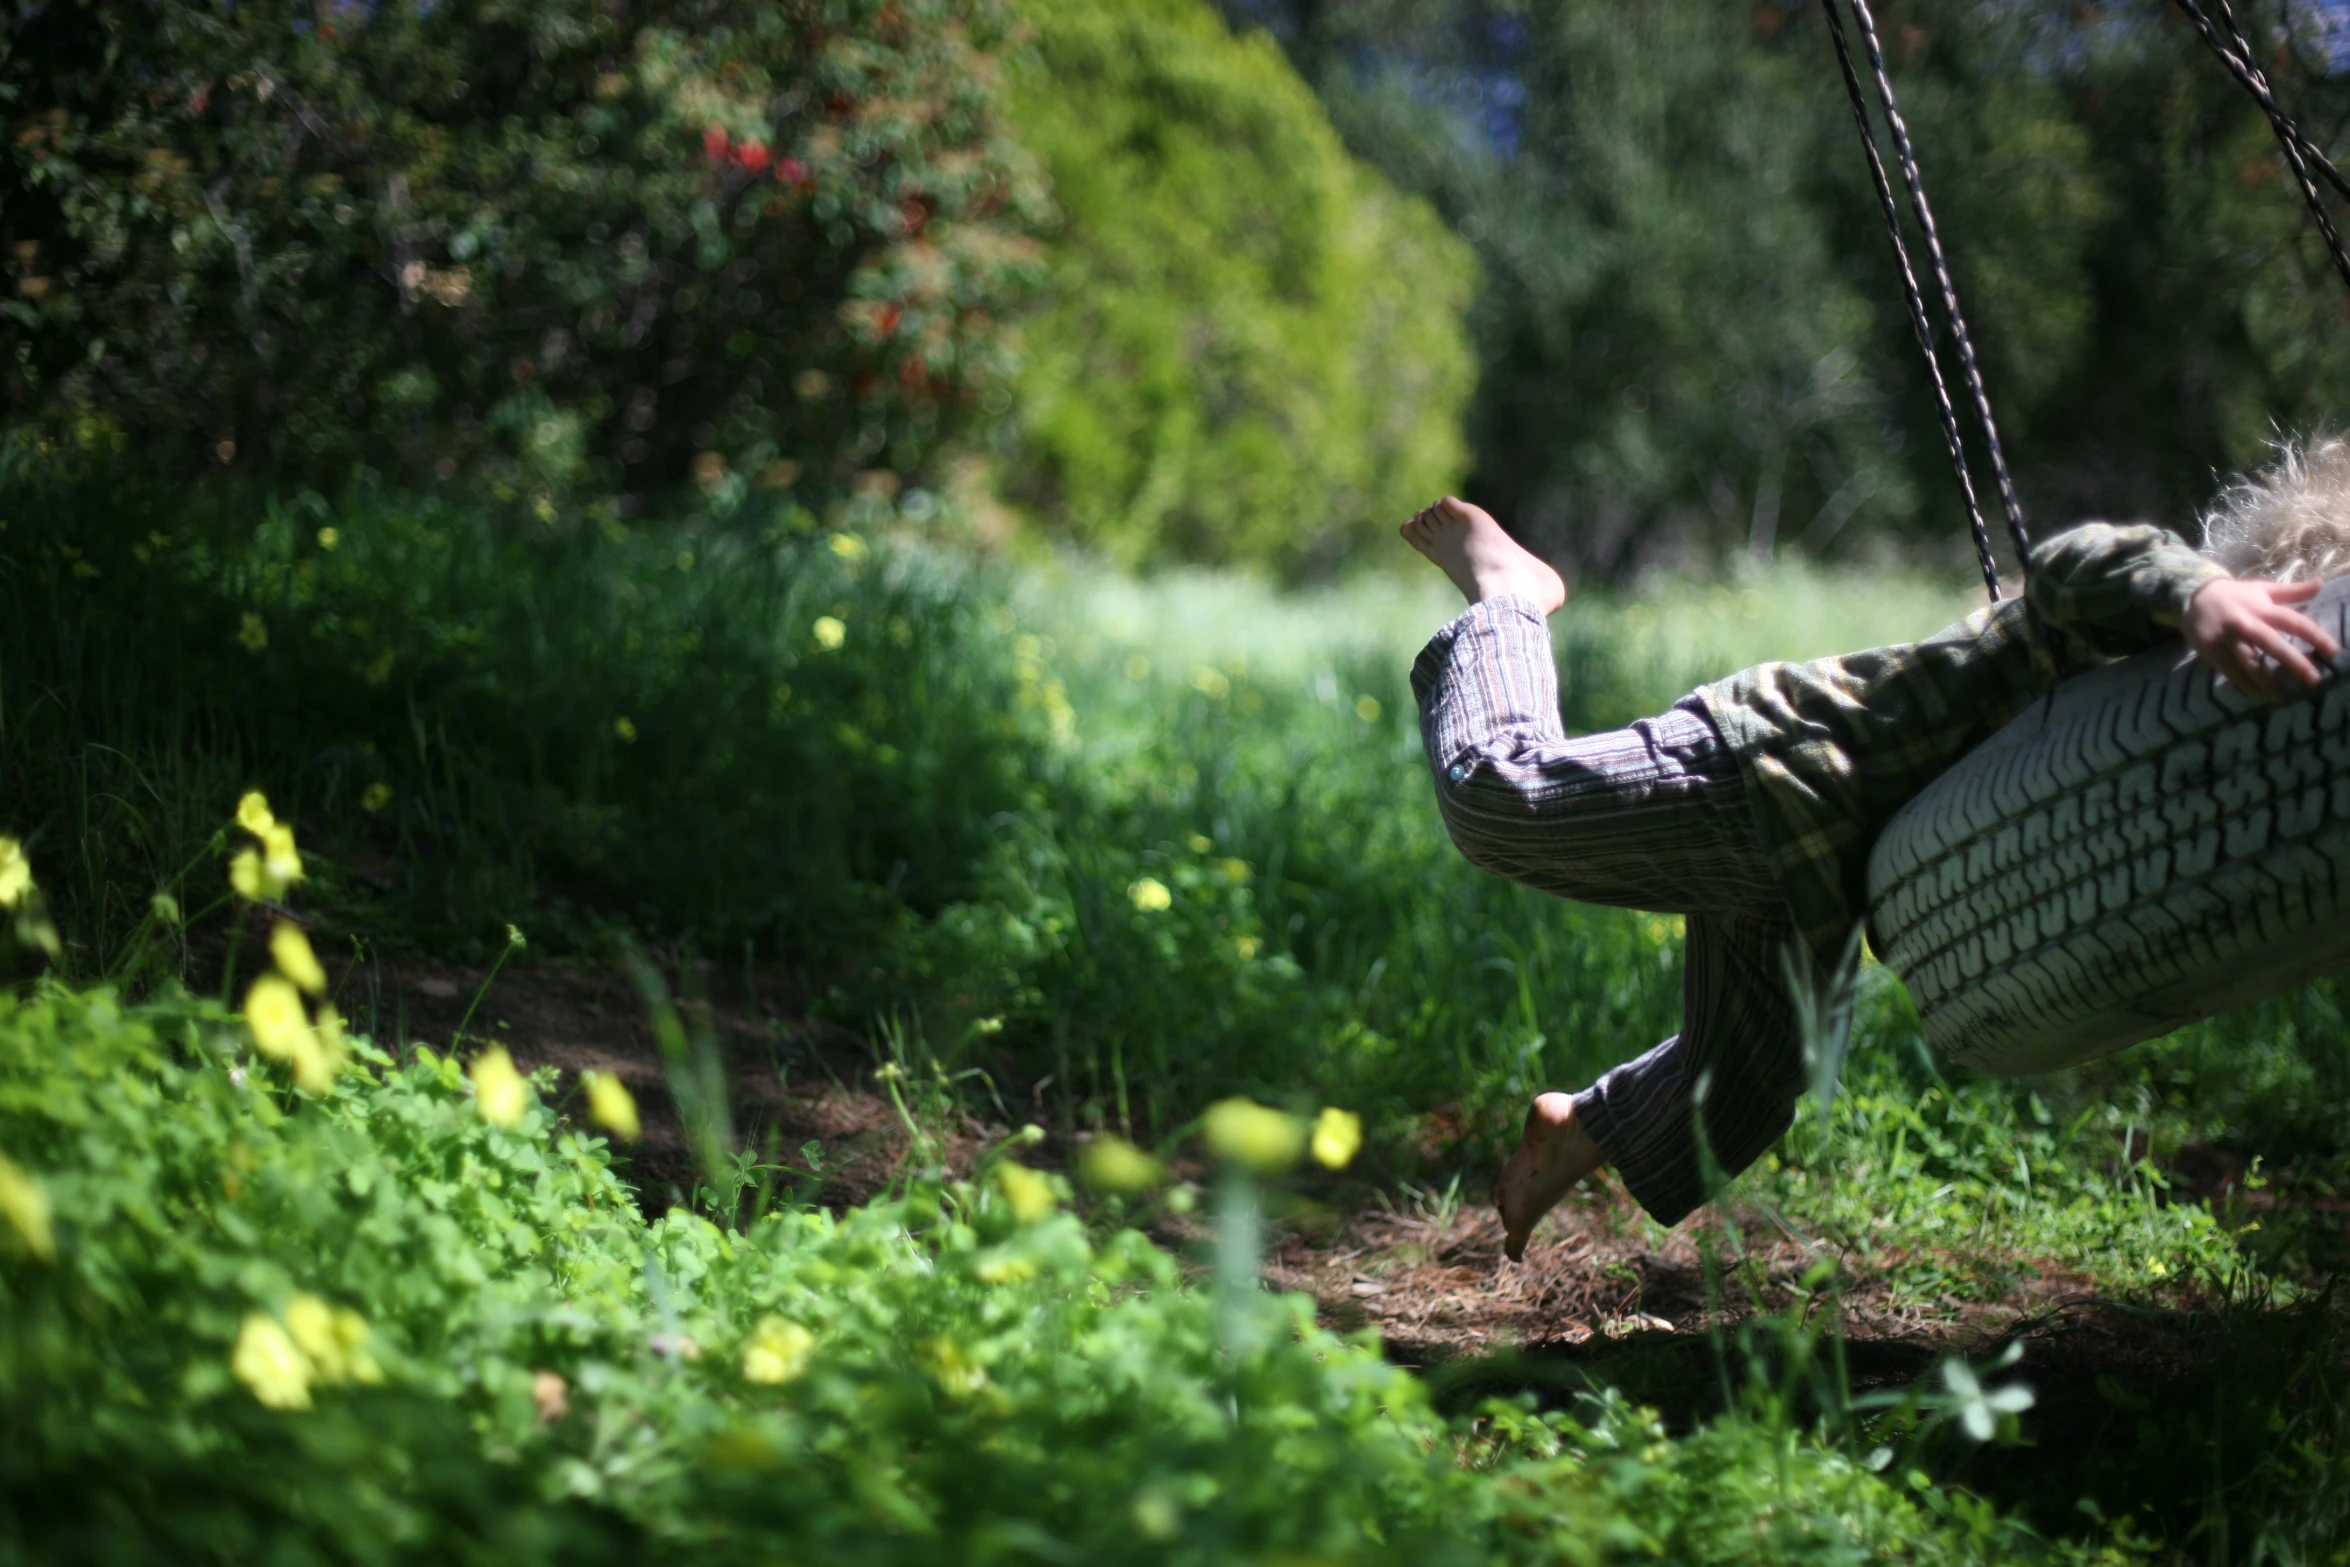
[1404, 439, 2350, 1261]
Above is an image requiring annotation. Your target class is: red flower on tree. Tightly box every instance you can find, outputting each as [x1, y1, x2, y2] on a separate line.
[734, 140, 771, 173]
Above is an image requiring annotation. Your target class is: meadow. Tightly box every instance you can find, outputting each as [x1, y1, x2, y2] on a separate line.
[6, 459, 2350, 1561]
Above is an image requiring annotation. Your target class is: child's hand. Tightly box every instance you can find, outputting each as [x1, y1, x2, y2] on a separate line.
[2181, 576, 2341, 699]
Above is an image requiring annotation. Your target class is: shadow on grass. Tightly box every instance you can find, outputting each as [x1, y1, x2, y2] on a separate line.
[1419, 1290, 2350, 1558]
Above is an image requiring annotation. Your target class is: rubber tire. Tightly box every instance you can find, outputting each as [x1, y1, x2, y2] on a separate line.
[1864, 575, 2350, 1077]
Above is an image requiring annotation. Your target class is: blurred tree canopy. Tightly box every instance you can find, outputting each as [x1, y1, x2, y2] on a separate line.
[1228, 0, 2350, 577]
[2, 0, 1046, 503]
[999, 0, 1477, 576]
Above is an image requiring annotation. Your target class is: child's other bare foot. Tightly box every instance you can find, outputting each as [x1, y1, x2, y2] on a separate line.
[1494, 1091, 1604, 1263]
[1400, 497, 1567, 616]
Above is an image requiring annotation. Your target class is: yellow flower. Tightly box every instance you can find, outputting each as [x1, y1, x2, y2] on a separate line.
[1202, 1098, 1305, 1176]
[1355, 695, 1383, 722]
[613, 715, 638, 743]
[1127, 876, 1172, 913]
[260, 823, 303, 889]
[974, 1252, 1039, 1285]
[741, 1316, 815, 1385]
[0, 1153, 56, 1262]
[360, 782, 393, 812]
[1234, 935, 1262, 961]
[237, 613, 269, 653]
[299, 1006, 347, 1095]
[229, 849, 265, 901]
[583, 1070, 641, 1141]
[283, 1293, 345, 1378]
[1217, 858, 1253, 885]
[828, 532, 868, 561]
[0, 838, 30, 910]
[1184, 833, 1213, 854]
[1078, 1135, 1164, 1194]
[812, 615, 847, 651]
[236, 791, 276, 836]
[270, 923, 328, 995]
[1311, 1107, 1363, 1171]
[925, 1335, 988, 1396]
[316, 526, 340, 550]
[470, 1046, 528, 1128]
[232, 1314, 312, 1410]
[244, 975, 315, 1065]
[995, 1161, 1057, 1224]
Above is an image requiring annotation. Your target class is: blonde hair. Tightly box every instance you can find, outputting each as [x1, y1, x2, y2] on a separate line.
[2199, 434, 2350, 583]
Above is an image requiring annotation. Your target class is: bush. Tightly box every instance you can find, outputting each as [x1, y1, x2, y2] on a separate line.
[998, 0, 1476, 577]
[1, 0, 1044, 501]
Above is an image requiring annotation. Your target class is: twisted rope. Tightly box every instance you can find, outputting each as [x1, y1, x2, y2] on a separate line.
[1816, 0, 2010, 599]
[2172, 0, 2350, 297]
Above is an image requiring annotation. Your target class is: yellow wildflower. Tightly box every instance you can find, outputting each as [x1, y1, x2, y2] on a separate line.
[925, 1335, 988, 1397]
[974, 1251, 1038, 1284]
[812, 615, 846, 651]
[1127, 876, 1172, 913]
[583, 1070, 641, 1141]
[1311, 1107, 1363, 1171]
[299, 1006, 347, 1095]
[0, 838, 30, 909]
[316, 526, 340, 551]
[237, 613, 269, 652]
[470, 1046, 528, 1128]
[244, 975, 315, 1065]
[229, 849, 265, 901]
[1355, 695, 1383, 722]
[236, 792, 275, 836]
[995, 1161, 1057, 1224]
[1234, 935, 1262, 961]
[232, 1314, 312, 1410]
[741, 1316, 815, 1385]
[270, 923, 328, 995]
[1078, 1135, 1164, 1194]
[360, 782, 393, 812]
[283, 1294, 346, 1379]
[614, 715, 638, 743]
[260, 823, 303, 889]
[0, 1153, 56, 1262]
[828, 532, 868, 561]
[1203, 1098, 1305, 1176]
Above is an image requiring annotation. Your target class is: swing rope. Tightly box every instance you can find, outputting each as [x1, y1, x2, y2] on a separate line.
[2169, 0, 2350, 298]
[1816, 0, 2028, 601]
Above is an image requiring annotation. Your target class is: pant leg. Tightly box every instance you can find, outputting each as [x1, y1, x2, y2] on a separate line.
[1573, 910, 1827, 1227]
[1411, 596, 1784, 912]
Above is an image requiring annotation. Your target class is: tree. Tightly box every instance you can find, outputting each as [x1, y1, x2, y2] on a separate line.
[999, 0, 1478, 576]
[1, 0, 1046, 503]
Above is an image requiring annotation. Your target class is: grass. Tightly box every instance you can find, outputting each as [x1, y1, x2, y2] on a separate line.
[6, 455, 2350, 1558]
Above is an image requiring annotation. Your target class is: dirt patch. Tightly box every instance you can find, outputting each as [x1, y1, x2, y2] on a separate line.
[325, 946, 940, 1212]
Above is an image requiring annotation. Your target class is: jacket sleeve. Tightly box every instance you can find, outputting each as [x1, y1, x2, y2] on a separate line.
[2024, 521, 2227, 658]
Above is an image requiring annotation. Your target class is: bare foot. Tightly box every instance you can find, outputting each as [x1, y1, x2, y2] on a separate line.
[1400, 497, 1567, 616]
[1493, 1091, 1604, 1263]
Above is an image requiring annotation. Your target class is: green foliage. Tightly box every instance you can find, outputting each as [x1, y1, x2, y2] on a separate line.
[0, 457, 1042, 964]
[1, 0, 1044, 498]
[0, 978, 2080, 1564]
[999, 0, 1476, 576]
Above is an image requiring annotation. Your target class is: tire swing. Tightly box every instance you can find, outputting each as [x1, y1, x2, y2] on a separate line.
[1817, 0, 2350, 1074]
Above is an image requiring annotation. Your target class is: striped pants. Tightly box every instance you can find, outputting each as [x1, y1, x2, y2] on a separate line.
[1410, 596, 1835, 1226]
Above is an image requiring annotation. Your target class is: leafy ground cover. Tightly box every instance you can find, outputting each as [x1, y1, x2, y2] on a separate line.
[7, 467, 2350, 1558]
